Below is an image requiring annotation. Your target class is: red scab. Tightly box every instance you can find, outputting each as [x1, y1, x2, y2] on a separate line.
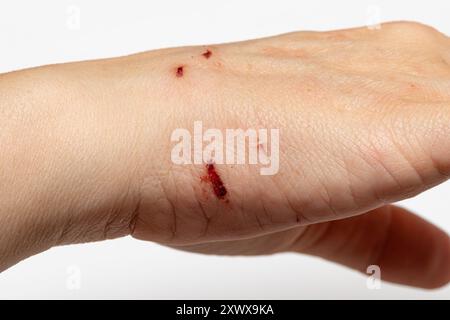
[176, 66, 184, 77]
[202, 163, 227, 200]
[202, 49, 212, 59]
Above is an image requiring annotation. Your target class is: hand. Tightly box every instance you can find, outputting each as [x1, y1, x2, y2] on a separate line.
[1, 21, 449, 289]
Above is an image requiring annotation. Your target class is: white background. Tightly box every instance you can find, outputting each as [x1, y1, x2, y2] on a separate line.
[0, 0, 449, 299]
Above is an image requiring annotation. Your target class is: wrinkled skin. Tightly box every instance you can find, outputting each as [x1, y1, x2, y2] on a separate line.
[1, 22, 449, 289]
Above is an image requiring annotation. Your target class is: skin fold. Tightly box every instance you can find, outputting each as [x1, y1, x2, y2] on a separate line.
[0, 21, 449, 289]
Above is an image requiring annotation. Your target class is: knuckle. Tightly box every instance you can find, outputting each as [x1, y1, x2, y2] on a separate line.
[380, 21, 445, 44]
[383, 21, 436, 34]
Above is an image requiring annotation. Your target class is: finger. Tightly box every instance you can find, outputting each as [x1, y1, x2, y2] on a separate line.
[169, 204, 449, 288]
[294, 205, 450, 289]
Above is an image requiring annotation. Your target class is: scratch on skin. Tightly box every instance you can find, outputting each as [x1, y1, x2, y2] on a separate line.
[202, 49, 212, 59]
[176, 65, 184, 77]
[201, 162, 228, 201]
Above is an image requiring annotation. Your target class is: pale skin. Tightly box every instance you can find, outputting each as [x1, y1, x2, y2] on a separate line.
[1, 21, 449, 289]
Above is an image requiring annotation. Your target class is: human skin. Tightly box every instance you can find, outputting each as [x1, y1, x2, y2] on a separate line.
[0, 21, 449, 289]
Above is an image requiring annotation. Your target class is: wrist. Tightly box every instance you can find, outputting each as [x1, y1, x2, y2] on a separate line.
[0, 62, 145, 270]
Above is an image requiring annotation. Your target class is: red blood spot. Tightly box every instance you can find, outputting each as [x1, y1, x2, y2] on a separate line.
[203, 163, 227, 200]
[202, 50, 212, 59]
[176, 66, 184, 77]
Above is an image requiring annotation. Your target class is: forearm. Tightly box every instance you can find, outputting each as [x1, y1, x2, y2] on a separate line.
[0, 62, 148, 271]
[0, 47, 204, 270]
